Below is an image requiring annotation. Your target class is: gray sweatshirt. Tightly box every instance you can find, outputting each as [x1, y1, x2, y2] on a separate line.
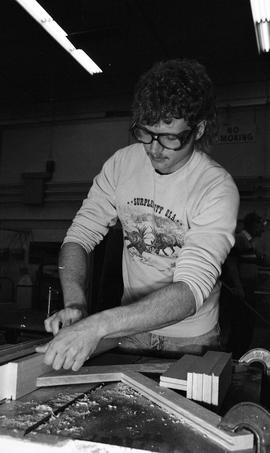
[63, 144, 239, 337]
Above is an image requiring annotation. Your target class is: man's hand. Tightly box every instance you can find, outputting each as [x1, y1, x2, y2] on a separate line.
[44, 306, 86, 336]
[36, 316, 100, 371]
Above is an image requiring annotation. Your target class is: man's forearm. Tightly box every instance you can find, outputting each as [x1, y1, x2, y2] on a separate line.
[39, 278, 196, 370]
[94, 281, 196, 340]
[58, 242, 89, 312]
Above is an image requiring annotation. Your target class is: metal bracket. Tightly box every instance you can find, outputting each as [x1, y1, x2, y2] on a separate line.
[219, 402, 270, 453]
[239, 349, 270, 377]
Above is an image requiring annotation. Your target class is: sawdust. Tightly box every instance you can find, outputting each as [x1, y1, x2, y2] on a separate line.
[34, 382, 200, 452]
[0, 391, 82, 431]
[0, 384, 223, 452]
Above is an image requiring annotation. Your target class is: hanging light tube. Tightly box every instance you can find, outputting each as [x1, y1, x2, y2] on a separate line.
[15, 0, 52, 22]
[72, 49, 103, 75]
[15, 0, 102, 74]
[250, 0, 270, 53]
[41, 20, 76, 52]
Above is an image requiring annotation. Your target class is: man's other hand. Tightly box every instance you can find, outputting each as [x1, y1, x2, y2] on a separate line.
[44, 307, 86, 336]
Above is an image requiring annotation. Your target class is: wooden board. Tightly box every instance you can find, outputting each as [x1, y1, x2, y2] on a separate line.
[0, 338, 49, 365]
[0, 353, 51, 400]
[36, 361, 173, 387]
[122, 372, 253, 452]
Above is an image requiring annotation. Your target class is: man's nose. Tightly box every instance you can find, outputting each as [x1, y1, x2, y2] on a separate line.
[149, 138, 163, 155]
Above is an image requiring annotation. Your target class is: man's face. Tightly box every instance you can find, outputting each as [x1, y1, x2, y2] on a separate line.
[143, 118, 197, 174]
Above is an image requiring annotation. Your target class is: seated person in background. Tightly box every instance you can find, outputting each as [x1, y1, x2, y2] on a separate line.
[221, 212, 268, 358]
[235, 212, 267, 262]
[36, 58, 239, 370]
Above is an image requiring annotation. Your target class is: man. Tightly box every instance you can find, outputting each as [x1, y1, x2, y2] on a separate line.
[37, 59, 239, 371]
[221, 212, 268, 357]
[235, 212, 266, 258]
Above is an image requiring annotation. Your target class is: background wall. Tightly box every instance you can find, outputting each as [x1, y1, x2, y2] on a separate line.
[0, 117, 131, 183]
[212, 104, 270, 262]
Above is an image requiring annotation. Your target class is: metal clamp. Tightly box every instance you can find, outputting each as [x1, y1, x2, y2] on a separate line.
[219, 402, 270, 453]
[239, 348, 270, 377]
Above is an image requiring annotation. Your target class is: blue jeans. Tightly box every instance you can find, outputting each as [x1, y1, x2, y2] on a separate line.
[118, 325, 221, 357]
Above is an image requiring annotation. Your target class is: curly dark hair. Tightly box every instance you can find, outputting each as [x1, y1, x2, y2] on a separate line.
[132, 59, 217, 151]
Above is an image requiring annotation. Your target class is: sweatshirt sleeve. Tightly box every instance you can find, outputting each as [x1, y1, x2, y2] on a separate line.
[63, 152, 120, 253]
[173, 171, 240, 310]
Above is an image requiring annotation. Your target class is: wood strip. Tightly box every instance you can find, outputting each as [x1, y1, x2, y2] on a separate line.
[202, 371, 212, 404]
[187, 357, 205, 402]
[0, 338, 48, 354]
[159, 380, 187, 391]
[0, 353, 51, 400]
[0, 344, 14, 351]
[36, 362, 173, 387]
[0, 338, 50, 365]
[186, 371, 193, 399]
[121, 371, 253, 451]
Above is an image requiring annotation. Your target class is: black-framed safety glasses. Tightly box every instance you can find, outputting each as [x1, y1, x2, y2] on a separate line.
[130, 123, 196, 151]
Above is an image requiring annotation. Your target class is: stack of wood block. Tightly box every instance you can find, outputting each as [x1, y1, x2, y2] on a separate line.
[160, 351, 232, 406]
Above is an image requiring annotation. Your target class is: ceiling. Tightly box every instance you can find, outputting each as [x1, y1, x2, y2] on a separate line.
[1, 0, 270, 109]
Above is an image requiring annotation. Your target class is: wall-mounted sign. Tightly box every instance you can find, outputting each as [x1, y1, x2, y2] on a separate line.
[217, 116, 256, 145]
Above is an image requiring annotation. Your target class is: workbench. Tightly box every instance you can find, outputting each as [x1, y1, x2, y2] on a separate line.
[0, 348, 268, 453]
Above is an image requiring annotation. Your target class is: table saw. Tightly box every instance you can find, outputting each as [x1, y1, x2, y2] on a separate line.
[0, 347, 269, 453]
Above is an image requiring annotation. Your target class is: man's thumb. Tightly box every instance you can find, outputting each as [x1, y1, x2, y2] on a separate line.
[35, 343, 49, 354]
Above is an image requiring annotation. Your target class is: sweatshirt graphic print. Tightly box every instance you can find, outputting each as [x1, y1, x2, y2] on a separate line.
[123, 198, 184, 265]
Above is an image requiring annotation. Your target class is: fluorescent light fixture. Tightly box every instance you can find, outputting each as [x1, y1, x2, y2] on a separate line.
[256, 21, 270, 52]
[15, 0, 102, 74]
[72, 49, 102, 75]
[15, 0, 52, 23]
[41, 20, 76, 52]
[250, 0, 270, 53]
[42, 20, 67, 39]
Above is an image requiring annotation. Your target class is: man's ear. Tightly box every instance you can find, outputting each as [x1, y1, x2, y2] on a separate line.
[195, 121, 207, 140]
